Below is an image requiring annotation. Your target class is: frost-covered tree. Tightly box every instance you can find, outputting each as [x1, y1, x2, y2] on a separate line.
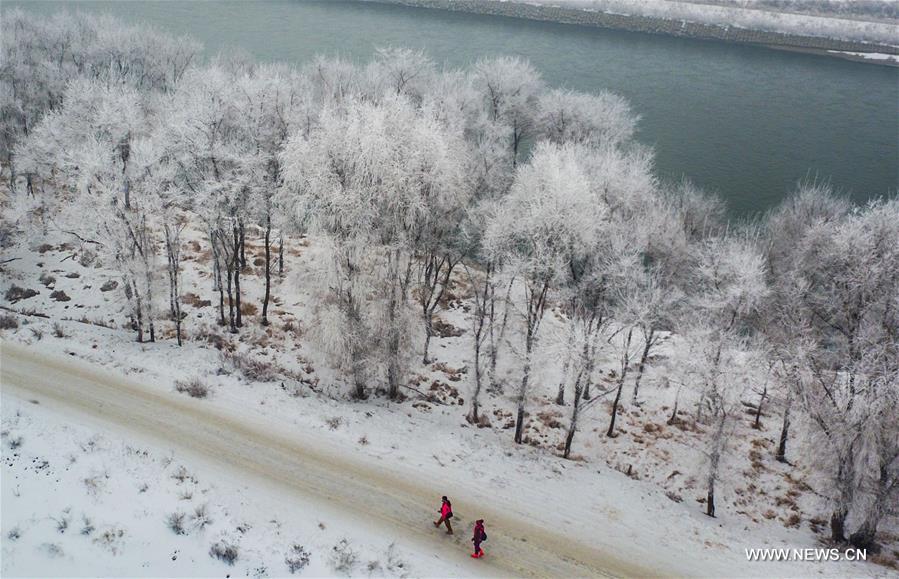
[536, 88, 637, 148]
[364, 47, 435, 103]
[473, 56, 544, 167]
[15, 75, 162, 341]
[163, 65, 251, 332]
[784, 197, 899, 544]
[0, 10, 199, 194]
[282, 95, 467, 399]
[485, 141, 600, 443]
[761, 183, 851, 463]
[674, 327, 763, 518]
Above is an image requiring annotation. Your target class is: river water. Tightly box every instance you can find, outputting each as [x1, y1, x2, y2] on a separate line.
[9, 0, 898, 215]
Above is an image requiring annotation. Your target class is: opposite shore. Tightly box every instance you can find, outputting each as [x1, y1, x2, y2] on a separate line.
[366, 0, 899, 66]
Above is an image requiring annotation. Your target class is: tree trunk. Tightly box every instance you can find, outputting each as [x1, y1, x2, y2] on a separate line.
[349, 301, 366, 400]
[775, 393, 792, 463]
[224, 235, 235, 333]
[668, 391, 680, 425]
[386, 251, 402, 400]
[422, 317, 433, 365]
[144, 266, 155, 343]
[513, 402, 526, 445]
[488, 278, 514, 393]
[632, 328, 654, 403]
[706, 480, 716, 518]
[606, 383, 624, 437]
[556, 382, 566, 406]
[261, 213, 271, 326]
[849, 522, 878, 550]
[556, 323, 576, 405]
[212, 238, 221, 292]
[563, 382, 582, 459]
[831, 508, 848, 543]
[468, 338, 481, 424]
[753, 383, 767, 429]
[467, 265, 490, 425]
[468, 319, 483, 425]
[705, 413, 726, 518]
[132, 279, 144, 343]
[513, 339, 533, 444]
[607, 328, 633, 437]
[165, 225, 182, 347]
[239, 220, 246, 269]
[233, 224, 242, 328]
[278, 235, 284, 277]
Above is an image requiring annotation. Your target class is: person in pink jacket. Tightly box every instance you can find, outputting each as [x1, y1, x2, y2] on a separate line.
[471, 519, 487, 558]
[433, 496, 453, 534]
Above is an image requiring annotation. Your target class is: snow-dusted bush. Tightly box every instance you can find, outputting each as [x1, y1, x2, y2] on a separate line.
[209, 540, 239, 566]
[0, 314, 18, 330]
[80, 516, 95, 536]
[174, 378, 210, 399]
[52, 322, 67, 338]
[221, 350, 279, 383]
[328, 538, 358, 575]
[4, 286, 38, 303]
[166, 512, 188, 535]
[285, 543, 311, 574]
[191, 504, 213, 531]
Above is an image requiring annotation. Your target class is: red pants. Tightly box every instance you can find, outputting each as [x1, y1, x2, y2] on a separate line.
[436, 515, 453, 534]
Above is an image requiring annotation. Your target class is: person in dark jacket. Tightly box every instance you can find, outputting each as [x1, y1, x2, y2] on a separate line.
[471, 519, 486, 558]
[433, 496, 454, 534]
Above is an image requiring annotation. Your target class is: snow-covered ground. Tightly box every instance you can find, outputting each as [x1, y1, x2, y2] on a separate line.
[2, 196, 897, 576]
[1, 392, 440, 577]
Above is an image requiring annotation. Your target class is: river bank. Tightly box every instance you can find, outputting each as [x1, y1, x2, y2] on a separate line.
[368, 0, 899, 64]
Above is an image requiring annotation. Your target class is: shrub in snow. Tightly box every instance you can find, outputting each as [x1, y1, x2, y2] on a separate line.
[83, 472, 107, 496]
[329, 539, 358, 575]
[209, 540, 239, 566]
[4, 285, 38, 303]
[0, 314, 19, 330]
[170, 466, 197, 484]
[7, 436, 23, 450]
[55, 513, 70, 534]
[166, 512, 188, 535]
[99, 280, 118, 292]
[174, 378, 210, 399]
[285, 544, 311, 574]
[7, 526, 21, 541]
[222, 350, 278, 382]
[39, 272, 55, 287]
[52, 322, 67, 338]
[191, 504, 213, 531]
[80, 516, 95, 536]
[385, 543, 406, 573]
[50, 290, 71, 302]
[40, 543, 64, 558]
[93, 526, 125, 554]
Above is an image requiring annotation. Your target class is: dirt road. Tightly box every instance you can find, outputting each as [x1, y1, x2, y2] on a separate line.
[1, 342, 656, 578]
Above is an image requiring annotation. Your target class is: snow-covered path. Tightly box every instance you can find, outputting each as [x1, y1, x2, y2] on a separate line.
[0, 342, 653, 578]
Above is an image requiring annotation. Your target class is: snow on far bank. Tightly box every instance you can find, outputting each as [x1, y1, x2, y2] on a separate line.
[827, 50, 899, 62]
[466, 0, 899, 46]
